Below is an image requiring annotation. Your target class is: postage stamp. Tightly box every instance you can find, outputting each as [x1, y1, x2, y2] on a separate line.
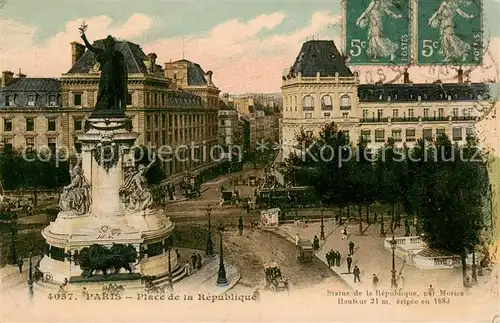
[344, 0, 412, 65]
[416, 0, 483, 65]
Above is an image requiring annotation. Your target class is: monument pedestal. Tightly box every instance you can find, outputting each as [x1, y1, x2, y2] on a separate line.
[39, 116, 177, 284]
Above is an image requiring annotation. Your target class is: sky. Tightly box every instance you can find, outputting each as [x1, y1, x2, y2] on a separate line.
[1, 0, 499, 93]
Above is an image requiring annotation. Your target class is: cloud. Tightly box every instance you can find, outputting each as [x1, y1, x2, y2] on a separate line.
[1, 12, 498, 93]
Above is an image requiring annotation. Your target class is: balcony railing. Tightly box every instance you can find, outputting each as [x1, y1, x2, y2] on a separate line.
[339, 105, 352, 110]
[451, 116, 476, 121]
[360, 117, 389, 123]
[421, 116, 447, 122]
[391, 117, 419, 122]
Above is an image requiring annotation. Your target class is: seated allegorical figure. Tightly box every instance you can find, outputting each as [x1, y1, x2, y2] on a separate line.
[59, 164, 91, 215]
[119, 158, 155, 212]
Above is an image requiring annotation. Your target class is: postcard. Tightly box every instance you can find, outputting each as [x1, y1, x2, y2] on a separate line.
[0, 0, 499, 321]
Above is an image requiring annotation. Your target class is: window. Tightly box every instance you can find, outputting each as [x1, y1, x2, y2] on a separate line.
[47, 118, 56, 131]
[340, 95, 351, 110]
[154, 114, 159, 127]
[452, 127, 462, 141]
[306, 131, 313, 137]
[375, 129, 385, 142]
[392, 109, 399, 118]
[49, 95, 57, 106]
[438, 108, 444, 117]
[362, 109, 369, 118]
[169, 115, 173, 128]
[436, 128, 446, 137]
[406, 128, 416, 142]
[342, 130, 350, 141]
[146, 133, 151, 144]
[4, 119, 12, 132]
[452, 108, 459, 116]
[342, 112, 349, 120]
[321, 95, 333, 110]
[26, 137, 34, 151]
[302, 95, 314, 111]
[146, 92, 151, 106]
[26, 118, 35, 132]
[27, 95, 35, 106]
[146, 115, 151, 129]
[3, 138, 12, 152]
[377, 109, 383, 119]
[74, 119, 82, 131]
[423, 128, 433, 140]
[466, 127, 474, 137]
[162, 114, 166, 128]
[161, 93, 165, 106]
[127, 93, 133, 106]
[73, 93, 82, 106]
[48, 138, 57, 155]
[408, 109, 414, 118]
[5, 95, 11, 106]
[305, 112, 312, 119]
[323, 112, 331, 118]
[424, 109, 429, 118]
[361, 130, 371, 142]
[392, 129, 402, 141]
[467, 107, 473, 116]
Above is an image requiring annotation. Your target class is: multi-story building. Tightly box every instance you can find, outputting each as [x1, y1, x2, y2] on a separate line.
[0, 39, 221, 185]
[281, 40, 491, 159]
[164, 59, 221, 109]
[0, 71, 62, 154]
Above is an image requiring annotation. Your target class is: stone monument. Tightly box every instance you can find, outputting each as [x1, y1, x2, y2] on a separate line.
[37, 22, 177, 285]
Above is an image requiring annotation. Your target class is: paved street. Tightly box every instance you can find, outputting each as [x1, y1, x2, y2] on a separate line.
[277, 219, 497, 298]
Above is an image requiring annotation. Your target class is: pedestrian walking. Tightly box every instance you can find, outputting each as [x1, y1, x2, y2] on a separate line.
[341, 227, 348, 240]
[196, 253, 202, 269]
[332, 250, 337, 266]
[353, 266, 361, 283]
[346, 255, 353, 273]
[191, 253, 197, 270]
[373, 212, 378, 223]
[295, 233, 300, 248]
[184, 261, 192, 276]
[326, 251, 331, 266]
[348, 240, 355, 255]
[313, 235, 320, 250]
[336, 251, 341, 267]
[398, 273, 405, 289]
[17, 257, 23, 274]
[372, 274, 379, 289]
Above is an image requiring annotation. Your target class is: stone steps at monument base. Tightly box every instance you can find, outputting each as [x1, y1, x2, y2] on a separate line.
[151, 264, 186, 286]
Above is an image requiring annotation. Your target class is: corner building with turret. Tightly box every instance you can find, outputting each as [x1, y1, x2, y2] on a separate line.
[281, 40, 492, 159]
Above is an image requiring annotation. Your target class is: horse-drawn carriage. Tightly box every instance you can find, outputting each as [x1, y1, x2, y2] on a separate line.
[263, 262, 289, 293]
[296, 239, 314, 263]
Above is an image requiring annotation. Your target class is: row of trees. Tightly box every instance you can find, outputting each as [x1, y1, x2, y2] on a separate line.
[285, 122, 491, 281]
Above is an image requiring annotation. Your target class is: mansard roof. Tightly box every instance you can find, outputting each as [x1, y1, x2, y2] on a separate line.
[1, 78, 60, 93]
[287, 40, 353, 78]
[167, 89, 204, 108]
[357, 82, 491, 102]
[68, 40, 150, 74]
[172, 59, 209, 86]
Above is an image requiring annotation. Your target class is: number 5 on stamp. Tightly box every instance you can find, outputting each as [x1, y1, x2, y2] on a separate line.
[344, 0, 412, 65]
[417, 0, 483, 65]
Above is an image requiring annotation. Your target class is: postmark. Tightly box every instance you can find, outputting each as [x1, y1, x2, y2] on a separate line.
[416, 0, 483, 65]
[345, 0, 412, 65]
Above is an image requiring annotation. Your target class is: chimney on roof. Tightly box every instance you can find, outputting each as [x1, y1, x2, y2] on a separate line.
[17, 68, 26, 78]
[71, 41, 86, 66]
[146, 53, 157, 73]
[403, 69, 411, 84]
[1, 71, 14, 88]
[457, 67, 464, 84]
[206, 70, 213, 85]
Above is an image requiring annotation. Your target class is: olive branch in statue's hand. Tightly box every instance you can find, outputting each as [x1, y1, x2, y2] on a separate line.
[79, 21, 88, 36]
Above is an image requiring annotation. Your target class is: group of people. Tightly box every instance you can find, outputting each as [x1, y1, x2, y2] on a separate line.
[184, 253, 203, 276]
[326, 250, 342, 267]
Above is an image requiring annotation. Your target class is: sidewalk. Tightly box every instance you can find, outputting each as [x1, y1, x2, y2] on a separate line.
[277, 220, 492, 294]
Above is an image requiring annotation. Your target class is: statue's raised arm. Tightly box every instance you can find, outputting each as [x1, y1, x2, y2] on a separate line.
[79, 21, 103, 55]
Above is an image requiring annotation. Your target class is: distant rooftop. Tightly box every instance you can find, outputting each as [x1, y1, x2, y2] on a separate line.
[1, 77, 60, 92]
[68, 39, 156, 75]
[287, 40, 353, 78]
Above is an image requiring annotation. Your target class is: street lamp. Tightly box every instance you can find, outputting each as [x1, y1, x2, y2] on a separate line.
[28, 251, 34, 299]
[9, 215, 18, 265]
[471, 250, 477, 283]
[216, 223, 228, 286]
[206, 205, 214, 257]
[390, 235, 398, 288]
[320, 204, 325, 240]
[167, 247, 173, 291]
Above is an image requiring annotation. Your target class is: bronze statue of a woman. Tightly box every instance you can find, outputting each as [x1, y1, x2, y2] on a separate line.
[79, 21, 128, 115]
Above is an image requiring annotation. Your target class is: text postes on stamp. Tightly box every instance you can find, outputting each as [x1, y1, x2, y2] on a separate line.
[345, 0, 411, 65]
[417, 0, 482, 65]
